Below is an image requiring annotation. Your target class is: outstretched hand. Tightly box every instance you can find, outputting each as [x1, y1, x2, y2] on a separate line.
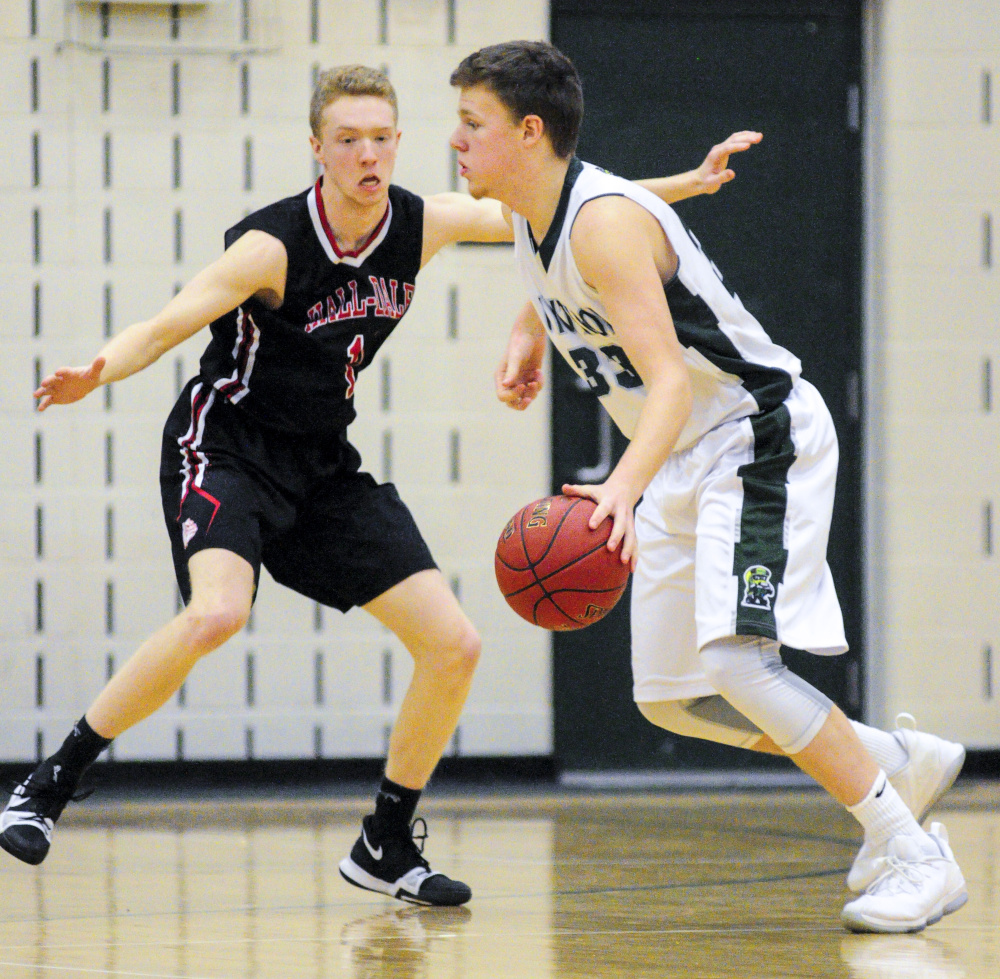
[696, 130, 763, 195]
[34, 356, 106, 411]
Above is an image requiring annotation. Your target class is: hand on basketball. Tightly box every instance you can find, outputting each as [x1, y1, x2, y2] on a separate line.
[562, 480, 638, 571]
[495, 360, 544, 411]
[695, 131, 763, 195]
[34, 356, 106, 411]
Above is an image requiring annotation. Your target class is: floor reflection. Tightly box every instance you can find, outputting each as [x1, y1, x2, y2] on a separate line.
[340, 906, 473, 979]
[841, 934, 968, 979]
[0, 785, 994, 978]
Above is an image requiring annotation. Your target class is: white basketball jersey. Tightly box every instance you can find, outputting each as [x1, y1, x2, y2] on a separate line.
[512, 159, 802, 449]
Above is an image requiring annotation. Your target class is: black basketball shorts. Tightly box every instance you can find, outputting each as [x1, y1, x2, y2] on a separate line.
[160, 378, 437, 610]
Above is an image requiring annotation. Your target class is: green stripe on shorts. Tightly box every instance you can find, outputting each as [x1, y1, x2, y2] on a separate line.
[732, 404, 795, 640]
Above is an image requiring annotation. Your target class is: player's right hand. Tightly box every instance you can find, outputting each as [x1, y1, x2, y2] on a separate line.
[561, 478, 639, 572]
[34, 356, 106, 411]
[495, 359, 543, 411]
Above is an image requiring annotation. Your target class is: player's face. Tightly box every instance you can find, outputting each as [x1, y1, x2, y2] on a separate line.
[311, 96, 400, 207]
[450, 85, 524, 201]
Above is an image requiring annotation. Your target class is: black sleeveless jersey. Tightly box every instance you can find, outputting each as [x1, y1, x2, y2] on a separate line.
[199, 181, 424, 435]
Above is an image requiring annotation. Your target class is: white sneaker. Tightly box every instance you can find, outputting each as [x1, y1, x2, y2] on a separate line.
[842, 823, 968, 934]
[848, 714, 965, 892]
[891, 714, 966, 820]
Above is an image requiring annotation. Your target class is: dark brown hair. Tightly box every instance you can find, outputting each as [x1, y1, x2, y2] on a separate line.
[450, 41, 583, 159]
[310, 65, 398, 138]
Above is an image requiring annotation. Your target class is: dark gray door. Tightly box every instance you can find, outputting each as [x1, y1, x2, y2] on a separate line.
[550, 0, 863, 770]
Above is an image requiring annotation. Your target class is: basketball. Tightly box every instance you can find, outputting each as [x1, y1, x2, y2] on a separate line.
[494, 495, 631, 631]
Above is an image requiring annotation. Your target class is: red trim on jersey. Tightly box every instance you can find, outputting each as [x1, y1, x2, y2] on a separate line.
[177, 385, 221, 531]
[313, 178, 390, 259]
[214, 308, 259, 403]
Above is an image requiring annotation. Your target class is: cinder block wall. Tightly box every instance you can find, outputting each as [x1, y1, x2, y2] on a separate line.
[0, 0, 552, 762]
[866, 0, 1000, 745]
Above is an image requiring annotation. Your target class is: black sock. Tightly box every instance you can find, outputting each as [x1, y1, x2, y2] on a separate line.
[44, 716, 113, 787]
[371, 777, 421, 839]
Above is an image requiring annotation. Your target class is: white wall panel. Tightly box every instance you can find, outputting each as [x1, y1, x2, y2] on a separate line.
[251, 128, 319, 198]
[251, 714, 315, 758]
[868, 0, 1000, 743]
[41, 493, 105, 564]
[106, 57, 174, 120]
[249, 577, 315, 639]
[883, 270, 1000, 345]
[0, 199, 39, 266]
[319, 0, 382, 47]
[43, 570, 106, 643]
[884, 0, 1000, 52]
[114, 563, 180, 639]
[0, 643, 37, 713]
[31, 270, 107, 342]
[248, 641, 314, 709]
[0, 4, 28, 39]
[0, 118, 37, 191]
[0, 714, 40, 762]
[248, 60, 312, 123]
[320, 713, 389, 758]
[179, 59, 242, 121]
[182, 642, 245, 711]
[460, 711, 551, 755]
[41, 416, 107, 486]
[454, 0, 548, 47]
[0, 420, 37, 492]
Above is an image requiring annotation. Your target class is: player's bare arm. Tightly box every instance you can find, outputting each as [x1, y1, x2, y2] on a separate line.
[419, 194, 512, 266]
[496, 301, 546, 410]
[34, 231, 287, 410]
[636, 130, 762, 203]
[423, 131, 761, 266]
[562, 196, 693, 567]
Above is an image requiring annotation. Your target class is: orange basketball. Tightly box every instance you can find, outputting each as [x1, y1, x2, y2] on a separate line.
[494, 495, 631, 631]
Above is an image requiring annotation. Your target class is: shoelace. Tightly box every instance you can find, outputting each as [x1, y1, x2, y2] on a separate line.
[399, 817, 429, 869]
[410, 817, 428, 855]
[866, 852, 934, 896]
[3, 777, 94, 807]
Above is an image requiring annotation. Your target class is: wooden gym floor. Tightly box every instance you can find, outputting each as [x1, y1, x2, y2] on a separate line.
[0, 782, 996, 979]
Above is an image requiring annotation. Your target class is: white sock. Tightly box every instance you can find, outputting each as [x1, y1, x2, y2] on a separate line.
[847, 770, 927, 849]
[850, 721, 909, 777]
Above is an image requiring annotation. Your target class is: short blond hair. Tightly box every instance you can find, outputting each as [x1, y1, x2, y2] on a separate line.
[309, 65, 398, 138]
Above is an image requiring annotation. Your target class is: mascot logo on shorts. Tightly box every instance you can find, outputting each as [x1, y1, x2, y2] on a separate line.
[741, 565, 775, 611]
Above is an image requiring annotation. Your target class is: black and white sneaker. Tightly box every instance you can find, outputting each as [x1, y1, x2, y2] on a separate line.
[0, 763, 89, 866]
[339, 816, 472, 906]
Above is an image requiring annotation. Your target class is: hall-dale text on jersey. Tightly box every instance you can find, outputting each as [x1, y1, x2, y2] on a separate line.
[305, 275, 415, 333]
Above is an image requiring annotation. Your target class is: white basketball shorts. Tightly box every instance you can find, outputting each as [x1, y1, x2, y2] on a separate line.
[631, 379, 848, 703]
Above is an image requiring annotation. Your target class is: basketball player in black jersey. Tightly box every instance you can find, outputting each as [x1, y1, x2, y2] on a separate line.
[6, 64, 759, 905]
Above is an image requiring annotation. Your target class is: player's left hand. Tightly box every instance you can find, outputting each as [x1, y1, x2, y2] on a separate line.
[695, 131, 763, 195]
[561, 479, 638, 571]
[495, 360, 544, 411]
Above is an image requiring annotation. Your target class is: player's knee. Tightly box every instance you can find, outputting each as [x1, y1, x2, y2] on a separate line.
[447, 621, 481, 678]
[422, 619, 481, 683]
[698, 643, 732, 694]
[698, 638, 756, 697]
[182, 597, 250, 652]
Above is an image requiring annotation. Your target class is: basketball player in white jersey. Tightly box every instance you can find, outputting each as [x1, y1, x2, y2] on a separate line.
[449, 41, 968, 933]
